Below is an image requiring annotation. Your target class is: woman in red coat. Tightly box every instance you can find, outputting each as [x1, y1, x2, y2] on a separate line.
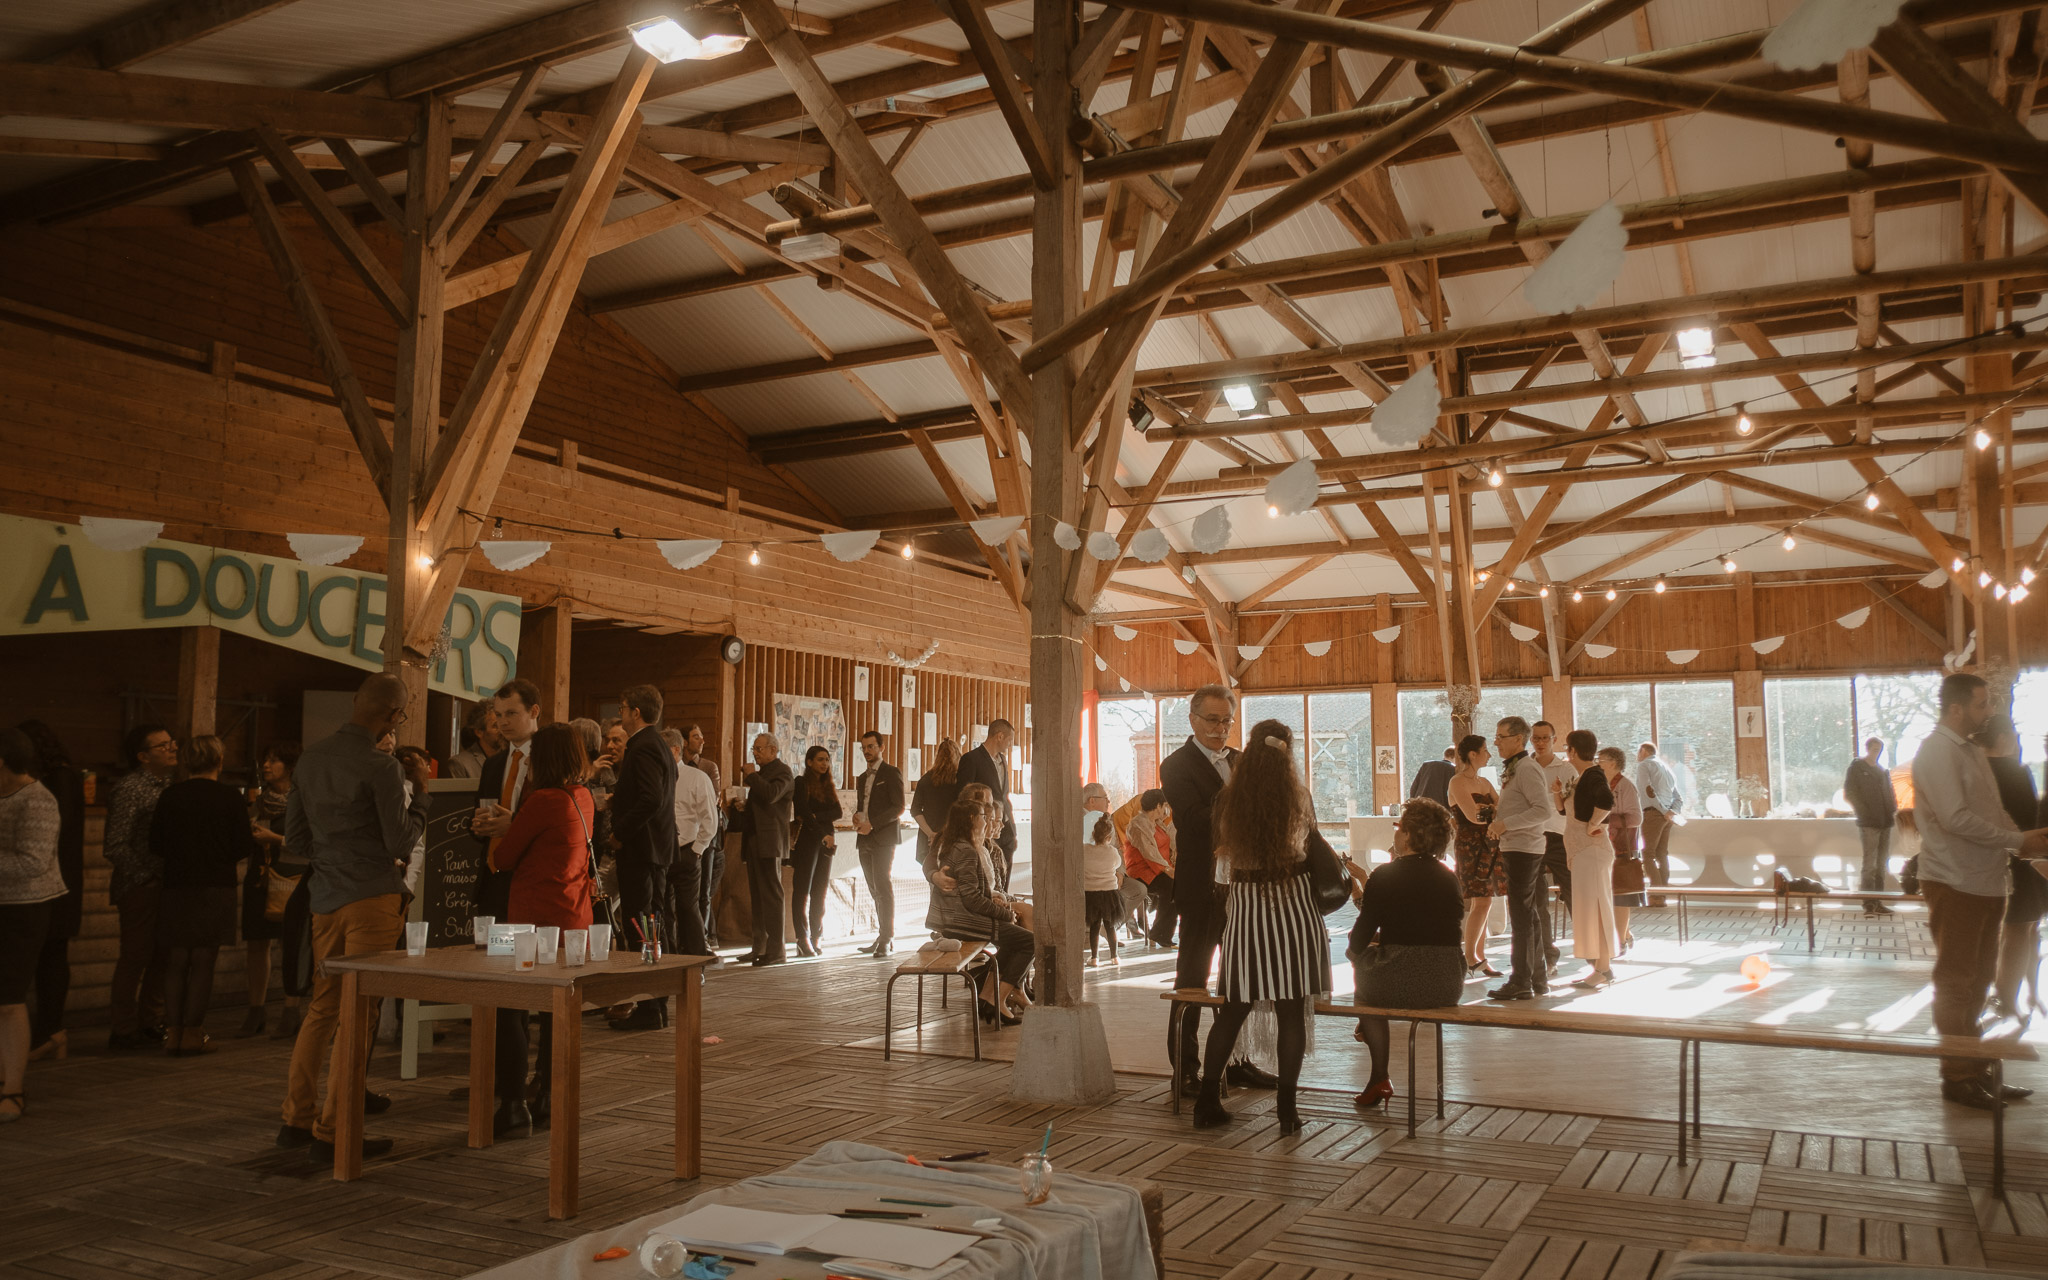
[486, 723, 593, 1135]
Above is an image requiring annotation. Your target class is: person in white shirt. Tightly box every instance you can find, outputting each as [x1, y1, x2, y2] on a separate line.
[1082, 813, 1124, 969]
[661, 729, 718, 892]
[1488, 717, 1558, 999]
[1912, 673, 2048, 1111]
[1634, 742, 1680, 904]
[1531, 721, 1575, 974]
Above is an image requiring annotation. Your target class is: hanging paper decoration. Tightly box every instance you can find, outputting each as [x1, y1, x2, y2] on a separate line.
[820, 530, 881, 562]
[79, 516, 163, 551]
[1584, 643, 1616, 659]
[1761, 0, 1906, 72]
[1129, 528, 1170, 563]
[657, 538, 720, 570]
[1666, 649, 1700, 665]
[1094, 654, 1107, 671]
[1372, 624, 1401, 643]
[1118, 677, 1131, 693]
[1173, 638, 1200, 655]
[1836, 606, 1871, 630]
[1264, 458, 1320, 517]
[1112, 624, 1137, 641]
[1371, 363, 1440, 446]
[1085, 531, 1120, 560]
[1054, 521, 1082, 550]
[1182, 565, 1197, 583]
[1944, 629, 1977, 673]
[1191, 504, 1232, 554]
[1303, 640, 1332, 657]
[287, 533, 362, 567]
[479, 540, 550, 572]
[1751, 636, 1785, 655]
[970, 515, 1025, 544]
[1917, 568, 1948, 589]
[1507, 622, 1540, 642]
[1522, 201, 1627, 315]
[1237, 645, 1264, 662]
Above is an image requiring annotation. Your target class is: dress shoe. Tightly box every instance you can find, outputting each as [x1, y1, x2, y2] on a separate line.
[492, 1099, 532, 1138]
[236, 1008, 266, 1038]
[1226, 1061, 1281, 1089]
[1190, 1082, 1232, 1128]
[275, 1124, 313, 1149]
[872, 940, 893, 957]
[1941, 1079, 2002, 1111]
[1275, 1085, 1303, 1136]
[1488, 983, 1538, 1001]
[364, 1090, 392, 1116]
[1354, 1079, 1394, 1110]
[1177, 1072, 1202, 1099]
[308, 1136, 393, 1162]
[1999, 1083, 2034, 1101]
[751, 955, 787, 967]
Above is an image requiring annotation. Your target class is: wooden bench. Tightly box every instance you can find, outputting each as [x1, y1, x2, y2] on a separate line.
[883, 942, 989, 1061]
[1666, 886, 1922, 950]
[1161, 989, 2037, 1197]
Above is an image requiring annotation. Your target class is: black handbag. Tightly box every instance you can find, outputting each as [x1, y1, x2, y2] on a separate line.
[574, 794, 623, 936]
[1305, 836, 1353, 915]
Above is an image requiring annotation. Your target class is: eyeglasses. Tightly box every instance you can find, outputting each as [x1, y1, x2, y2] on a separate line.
[148, 737, 177, 752]
[1193, 713, 1234, 727]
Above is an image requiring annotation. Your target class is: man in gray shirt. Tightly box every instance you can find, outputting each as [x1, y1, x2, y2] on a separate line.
[1635, 742, 1680, 906]
[1489, 716, 1558, 999]
[279, 673, 431, 1162]
[1911, 672, 2048, 1111]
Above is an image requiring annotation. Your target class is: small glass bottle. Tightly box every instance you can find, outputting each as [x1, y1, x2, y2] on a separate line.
[638, 1233, 689, 1277]
[1019, 1152, 1052, 1205]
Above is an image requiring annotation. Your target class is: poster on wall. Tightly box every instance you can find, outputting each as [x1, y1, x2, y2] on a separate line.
[906, 747, 921, 782]
[900, 672, 917, 709]
[853, 666, 870, 702]
[1374, 746, 1397, 775]
[1737, 705, 1765, 738]
[923, 711, 937, 745]
[772, 693, 848, 785]
[877, 699, 893, 737]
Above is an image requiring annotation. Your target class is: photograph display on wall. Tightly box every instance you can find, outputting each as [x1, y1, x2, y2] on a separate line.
[772, 693, 848, 786]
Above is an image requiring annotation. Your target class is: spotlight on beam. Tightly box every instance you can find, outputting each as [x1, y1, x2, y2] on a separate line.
[1676, 326, 1717, 369]
[1223, 384, 1259, 413]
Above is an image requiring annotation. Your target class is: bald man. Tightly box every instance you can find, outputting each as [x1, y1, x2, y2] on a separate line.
[730, 733, 795, 965]
[280, 673, 431, 1164]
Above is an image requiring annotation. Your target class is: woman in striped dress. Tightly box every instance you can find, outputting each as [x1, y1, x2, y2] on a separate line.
[1193, 719, 1331, 1135]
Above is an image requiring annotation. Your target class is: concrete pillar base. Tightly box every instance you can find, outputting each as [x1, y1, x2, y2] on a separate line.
[1008, 1002, 1116, 1105]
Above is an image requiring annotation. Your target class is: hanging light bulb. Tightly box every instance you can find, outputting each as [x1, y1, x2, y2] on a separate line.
[1863, 490, 1880, 511]
[1782, 532, 1797, 552]
[415, 552, 434, 570]
[1953, 556, 1967, 572]
[1735, 405, 1754, 436]
[748, 544, 761, 566]
[2012, 584, 2032, 603]
[901, 540, 915, 560]
[1974, 427, 1993, 451]
[1605, 588, 1618, 601]
[1267, 504, 1279, 518]
[2024, 566, 2037, 585]
[1720, 556, 1737, 573]
[1653, 577, 1668, 594]
[1487, 461, 1505, 488]
[1539, 585, 1550, 598]
[1979, 570, 1994, 587]
[1571, 589, 1584, 603]
[1994, 582, 2008, 599]
[1504, 578, 1517, 592]
[1477, 570, 1490, 583]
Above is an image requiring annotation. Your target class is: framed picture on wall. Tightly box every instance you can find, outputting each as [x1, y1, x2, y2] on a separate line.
[1374, 745, 1397, 775]
[906, 747, 921, 782]
[1737, 705, 1764, 738]
[853, 666, 870, 702]
[771, 694, 848, 785]
[901, 672, 917, 709]
[877, 700, 894, 736]
[923, 711, 937, 744]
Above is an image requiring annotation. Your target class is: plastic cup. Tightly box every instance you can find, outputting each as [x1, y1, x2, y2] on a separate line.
[513, 932, 538, 971]
[589, 922, 613, 962]
[639, 1233, 690, 1277]
[536, 925, 560, 963]
[472, 915, 494, 948]
[563, 929, 588, 967]
[405, 921, 429, 956]
[1019, 1152, 1053, 1205]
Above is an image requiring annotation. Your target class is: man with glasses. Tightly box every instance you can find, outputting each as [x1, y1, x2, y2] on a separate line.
[104, 722, 178, 1050]
[1488, 717, 1556, 999]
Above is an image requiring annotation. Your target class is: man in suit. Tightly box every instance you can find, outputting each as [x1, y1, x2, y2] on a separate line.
[469, 678, 547, 1133]
[731, 733, 795, 965]
[1161, 683, 1282, 1097]
[851, 730, 906, 957]
[957, 720, 1015, 888]
[1409, 748, 1456, 807]
[607, 684, 684, 1030]
[682, 723, 726, 945]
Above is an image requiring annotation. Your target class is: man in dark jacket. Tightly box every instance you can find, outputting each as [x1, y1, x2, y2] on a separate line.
[731, 733, 795, 965]
[1843, 736, 1899, 914]
[1409, 748, 1456, 807]
[851, 730, 906, 956]
[607, 684, 687, 1029]
[957, 720, 1015, 887]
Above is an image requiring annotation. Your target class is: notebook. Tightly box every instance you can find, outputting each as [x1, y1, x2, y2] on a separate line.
[656, 1206, 976, 1270]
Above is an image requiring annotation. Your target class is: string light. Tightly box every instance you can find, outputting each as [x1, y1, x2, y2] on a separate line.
[748, 544, 761, 566]
[1863, 490, 1880, 510]
[1487, 461, 1505, 487]
[415, 553, 434, 569]
[2024, 567, 2037, 585]
[1720, 556, 1737, 573]
[1267, 504, 1279, 519]
[1975, 428, 1993, 451]
[901, 540, 915, 560]
[1994, 582, 2008, 599]
[1781, 532, 1797, 551]
[1735, 404, 1753, 436]
[1605, 588, 1618, 601]
[1477, 570, 1490, 583]
[1978, 570, 1994, 587]
[1504, 579, 1517, 592]
[2013, 584, 2032, 604]
[1952, 557, 1966, 572]
[1653, 577, 1667, 594]
[1571, 589, 1584, 603]
[1538, 585, 1550, 598]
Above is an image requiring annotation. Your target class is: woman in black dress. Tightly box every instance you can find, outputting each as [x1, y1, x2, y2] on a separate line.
[911, 738, 962, 875]
[239, 741, 298, 1038]
[789, 746, 842, 957]
[1348, 797, 1466, 1110]
[17, 721, 82, 1064]
[149, 735, 261, 1056]
[1445, 733, 1505, 977]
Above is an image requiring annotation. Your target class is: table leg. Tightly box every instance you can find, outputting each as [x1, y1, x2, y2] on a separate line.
[1994, 1058, 2006, 1201]
[676, 968, 701, 1180]
[1676, 1039, 1689, 1167]
[334, 971, 368, 1182]
[1692, 1041, 1702, 1140]
[1405, 1019, 1418, 1139]
[1435, 1022, 1445, 1120]
[550, 985, 580, 1220]
[469, 1004, 496, 1149]
[1806, 897, 1816, 952]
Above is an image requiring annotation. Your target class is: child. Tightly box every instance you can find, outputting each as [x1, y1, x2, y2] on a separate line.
[1083, 814, 1124, 968]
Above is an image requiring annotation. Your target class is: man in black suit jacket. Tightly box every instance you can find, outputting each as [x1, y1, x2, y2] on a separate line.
[730, 733, 795, 965]
[607, 684, 688, 1028]
[957, 719, 1015, 888]
[468, 678, 545, 1134]
[1409, 749, 1456, 807]
[851, 730, 906, 956]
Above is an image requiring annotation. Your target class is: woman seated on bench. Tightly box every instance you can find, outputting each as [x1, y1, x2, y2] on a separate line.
[930, 796, 1034, 1027]
[1348, 797, 1466, 1111]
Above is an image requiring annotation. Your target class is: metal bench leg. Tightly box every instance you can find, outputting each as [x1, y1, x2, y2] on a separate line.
[1994, 1057, 2007, 1200]
[1677, 1039, 1689, 1166]
[1406, 1019, 1419, 1139]
[916, 972, 925, 1026]
[1806, 898, 1816, 951]
[884, 974, 897, 1062]
[1167, 1002, 1184, 1116]
[1693, 1041, 1702, 1142]
[1435, 1022, 1445, 1120]
[965, 971, 980, 1062]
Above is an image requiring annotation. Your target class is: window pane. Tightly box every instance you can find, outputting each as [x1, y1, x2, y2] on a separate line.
[1398, 689, 1457, 792]
[1655, 680, 1736, 818]
[1096, 698, 1158, 808]
[1308, 691, 1373, 848]
[1852, 672, 1942, 769]
[1242, 695, 1306, 746]
[1766, 677, 1856, 813]
[1160, 696, 1192, 754]
[1573, 682, 1654, 769]
[2016, 669, 2048, 792]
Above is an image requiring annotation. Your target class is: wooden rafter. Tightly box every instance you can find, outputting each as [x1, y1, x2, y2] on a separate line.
[942, 0, 1055, 187]
[1871, 17, 2048, 222]
[45, 0, 305, 70]
[251, 128, 410, 323]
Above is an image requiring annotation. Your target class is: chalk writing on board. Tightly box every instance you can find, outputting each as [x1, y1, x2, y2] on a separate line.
[416, 779, 482, 947]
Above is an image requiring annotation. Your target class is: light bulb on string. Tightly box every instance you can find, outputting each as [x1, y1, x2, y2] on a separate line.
[1735, 404, 1753, 436]
[1267, 504, 1279, 519]
[1975, 428, 1993, 451]
[415, 553, 434, 570]
[1539, 585, 1550, 598]
[2023, 566, 2037, 585]
[901, 540, 915, 560]
[1487, 462, 1504, 488]
[1605, 588, 1618, 601]
[1863, 490, 1880, 511]
[1979, 570, 1994, 587]
[1720, 556, 1737, 574]
[748, 544, 761, 566]
[1477, 570, 1489, 583]
[1504, 578, 1516, 592]
[2013, 584, 2032, 603]
[1952, 557, 1966, 573]
[1994, 582, 2008, 599]
[1571, 589, 1584, 603]
[1653, 577, 1667, 594]
[1782, 532, 1797, 551]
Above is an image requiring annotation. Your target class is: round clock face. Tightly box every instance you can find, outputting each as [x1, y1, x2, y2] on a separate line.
[721, 635, 746, 665]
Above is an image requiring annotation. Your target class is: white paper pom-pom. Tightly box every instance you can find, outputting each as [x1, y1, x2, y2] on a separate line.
[1129, 528, 1170, 563]
[1264, 458, 1321, 518]
[820, 530, 880, 562]
[1303, 640, 1332, 657]
[1584, 643, 1617, 659]
[1752, 636, 1786, 655]
[1191, 505, 1232, 554]
[970, 515, 1025, 545]
[1761, 0, 1905, 72]
[287, 533, 363, 567]
[79, 516, 163, 551]
[1173, 638, 1200, 655]
[1666, 648, 1700, 665]
[1508, 622, 1539, 642]
[1918, 568, 1949, 589]
[1836, 607, 1872, 630]
[1371, 365, 1441, 446]
[1236, 645, 1264, 662]
[1112, 624, 1137, 641]
[657, 538, 721, 570]
[1053, 521, 1082, 551]
[1372, 624, 1401, 643]
[1522, 201, 1627, 315]
[1086, 531, 1120, 560]
[479, 540, 550, 572]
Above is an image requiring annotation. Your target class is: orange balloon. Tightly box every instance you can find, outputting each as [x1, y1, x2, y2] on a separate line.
[1740, 955, 1771, 983]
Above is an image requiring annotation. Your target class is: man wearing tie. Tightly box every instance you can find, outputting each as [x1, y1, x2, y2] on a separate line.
[607, 684, 686, 1030]
[470, 679, 543, 924]
[956, 720, 1016, 889]
[851, 730, 906, 957]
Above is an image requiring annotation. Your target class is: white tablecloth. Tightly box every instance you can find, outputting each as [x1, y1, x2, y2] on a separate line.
[468, 1141, 1155, 1280]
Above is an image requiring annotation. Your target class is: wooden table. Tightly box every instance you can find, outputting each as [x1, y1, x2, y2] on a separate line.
[323, 947, 712, 1218]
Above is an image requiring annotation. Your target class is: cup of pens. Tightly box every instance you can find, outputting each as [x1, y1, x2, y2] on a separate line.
[1019, 1153, 1052, 1206]
[637, 913, 661, 964]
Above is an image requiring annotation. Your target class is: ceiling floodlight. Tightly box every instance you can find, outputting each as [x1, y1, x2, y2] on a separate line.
[1223, 384, 1259, 413]
[629, 13, 749, 62]
[1675, 326, 1717, 369]
[781, 233, 843, 262]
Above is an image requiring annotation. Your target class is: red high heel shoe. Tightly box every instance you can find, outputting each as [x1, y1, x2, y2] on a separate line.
[1353, 1079, 1394, 1110]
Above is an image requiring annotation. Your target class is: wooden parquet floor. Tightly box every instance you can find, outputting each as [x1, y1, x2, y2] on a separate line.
[6, 951, 2047, 1280]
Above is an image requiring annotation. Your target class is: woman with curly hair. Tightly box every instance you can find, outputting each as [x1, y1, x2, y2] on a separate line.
[1192, 719, 1331, 1135]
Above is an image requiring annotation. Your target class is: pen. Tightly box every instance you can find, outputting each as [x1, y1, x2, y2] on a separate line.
[937, 1149, 989, 1162]
[880, 1198, 952, 1207]
[837, 1208, 919, 1218]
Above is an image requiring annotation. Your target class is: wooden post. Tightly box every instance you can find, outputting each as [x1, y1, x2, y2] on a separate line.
[1540, 676, 1573, 736]
[1732, 573, 1769, 811]
[1371, 682, 1399, 813]
[523, 601, 572, 721]
[176, 625, 218, 740]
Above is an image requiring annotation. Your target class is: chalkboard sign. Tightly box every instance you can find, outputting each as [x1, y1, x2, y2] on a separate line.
[415, 777, 483, 947]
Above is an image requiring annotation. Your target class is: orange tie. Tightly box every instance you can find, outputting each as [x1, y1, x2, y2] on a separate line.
[489, 751, 524, 860]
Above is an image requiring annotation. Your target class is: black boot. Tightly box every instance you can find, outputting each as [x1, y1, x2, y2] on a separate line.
[1191, 1077, 1231, 1128]
[1276, 1083, 1303, 1136]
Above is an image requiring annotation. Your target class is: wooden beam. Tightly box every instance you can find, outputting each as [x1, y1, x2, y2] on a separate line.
[942, 0, 1056, 187]
[910, 427, 1023, 605]
[1236, 611, 1296, 677]
[320, 138, 404, 230]
[0, 135, 166, 161]
[0, 61, 421, 140]
[1239, 559, 1331, 610]
[1871, 17, 2048, 222]
[432, 64, 544, 244]
[251, 128, 410, 324]
[47, 0, 303, 70]
[1865, 580, 1948, 652]
[1565, 589, 1634, 664]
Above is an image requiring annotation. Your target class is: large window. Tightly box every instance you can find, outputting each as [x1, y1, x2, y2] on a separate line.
[1656, 680, 1736, 818]
[1308, 692, 1374, 825]
[1766, 677, 1857, 812]
[2016, 669, 2048, 791]
[1573, 682, 1653, 766]
[1242, 694, 1307, 744]
[1399, 684, 1539, 788]
[1096, 698, 1158, 808]
[1853, 672, 1941, 768]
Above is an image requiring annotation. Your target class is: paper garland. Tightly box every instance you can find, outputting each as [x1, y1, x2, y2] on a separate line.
[1372, 364, 1440, 446]
[79, 516, 163, 551]
[657, 538, 720, 570]
[970, 515, 1025, 544]
[1835, 607, 1871, 630]
[820, 530, 881, 562]
[1372, 624, 1402, 643]
[1917, 568, 1948, 589]
[1751, 636, 1786, 655]
[1173, 638, 1200, 655]
[1303, 640, 1332, 657]
[1761, 0, 1905, 71]
[1264, 458, 1320, 517]
[287, 533, 362, 566]
[480, 540, 550, 572]
[1522, 201, 1626, 315]
[1053, 521, 1081, 551]
[1237, 645, 1264, 662]
[1584, 643, 1617, 659]
[1118, 677, 1131, 692]
[1666, 648, 1700, 665]
[1085, 530, 1120, 560]
[1182, 565, 1197, 583]
[1129, 528, 1170, 563]
[1094, 654, 1108, 671]
[1507, 622, 1540, 642]
[1191, 505, 1232, 554]
[1112, 624, 1137, 641]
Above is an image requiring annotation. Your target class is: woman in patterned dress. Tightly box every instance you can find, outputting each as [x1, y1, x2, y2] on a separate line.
[1446, 733, 1506, 978]
[1192, 719, 1331, 1136]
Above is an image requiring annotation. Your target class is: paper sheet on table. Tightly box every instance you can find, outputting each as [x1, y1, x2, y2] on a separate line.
[807, 1220, 975, 1269]
[656, 1205, 838, 1255]
[823, 1257, 970, 1280]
